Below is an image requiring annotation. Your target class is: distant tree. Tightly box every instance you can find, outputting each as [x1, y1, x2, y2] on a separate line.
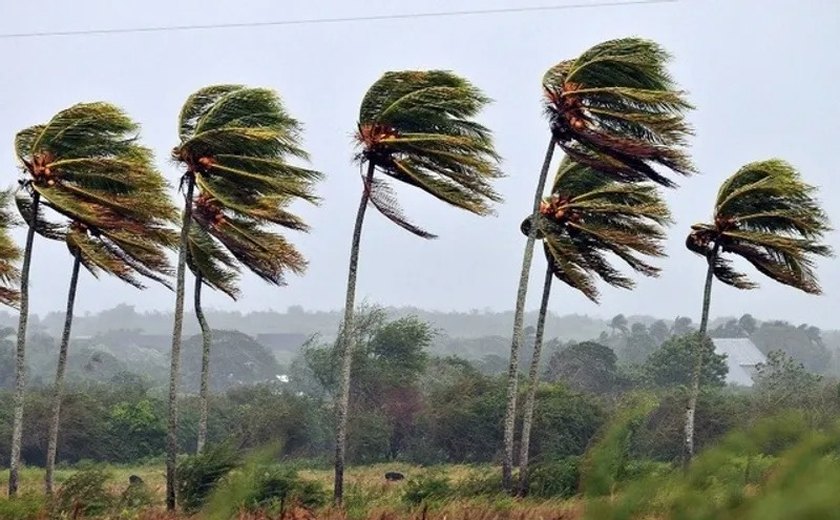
[610, 314, 629, 337]
[750, 321, 831, 374]
[672, 316, 694, 336]
[753, 350, 822, 412]
[622, 323, 657, 365]
[643, 334, 726, 388]
[709, 319, 747, 339]
[683, 159, 832, 463]
[544, 341, 619, 394]
[738, 314, 757, 335]
[649, 320, 670, 346]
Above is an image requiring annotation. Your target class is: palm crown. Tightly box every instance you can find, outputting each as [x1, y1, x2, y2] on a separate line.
[14, 103, 178, 288]
[0, 192, 21, 307]
[174, 85, 320, 296]
[521, 158, 671, 301]
[686, 159, 832, 293]
[354, 70, 503, 238]
[543, 38, 694, 187]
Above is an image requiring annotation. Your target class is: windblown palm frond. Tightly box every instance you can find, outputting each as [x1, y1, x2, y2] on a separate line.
[0, 191, 22, 308]
[14, 102, 178, 288]
[354, 70, 503, 237]
[173, 85, 320, 297]
[521, 158, 671, 302]
[542, 38, 694, 187]
[686, 159, 833, 294]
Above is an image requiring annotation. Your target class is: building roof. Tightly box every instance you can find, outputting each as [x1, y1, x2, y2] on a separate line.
[711, 337, 766, 387]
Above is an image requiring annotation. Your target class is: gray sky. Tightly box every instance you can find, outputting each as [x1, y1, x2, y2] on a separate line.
[1, 0, 838, 327]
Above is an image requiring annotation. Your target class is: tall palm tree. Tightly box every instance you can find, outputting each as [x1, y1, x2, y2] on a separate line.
[188, 188, 309, 454]
[169, 85, 320, 510]
[502, 37, 694, 492]
[0, 192, 21, 308]
[683, 159, 832, 463]
[10, 103, 176, 497]
[334, 70, 502, 503]
[14, 111, 176, 495]
[515, 158, 670, 495]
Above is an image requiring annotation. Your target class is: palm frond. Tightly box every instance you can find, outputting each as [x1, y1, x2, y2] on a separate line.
[0, 191, 21, 307]
[527, 158, 671, 302]
[187, 225, 241, 299]
[355, 70, 503, 233]
[542, 38, 694, 187]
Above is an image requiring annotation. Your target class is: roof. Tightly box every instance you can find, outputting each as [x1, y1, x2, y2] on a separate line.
[712, 337, 766, 387]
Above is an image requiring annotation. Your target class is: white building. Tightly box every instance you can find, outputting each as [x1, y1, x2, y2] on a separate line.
[712, 338, 766, 387]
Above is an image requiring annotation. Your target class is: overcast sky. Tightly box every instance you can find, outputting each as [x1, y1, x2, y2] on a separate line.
[1, 0, 838, 327]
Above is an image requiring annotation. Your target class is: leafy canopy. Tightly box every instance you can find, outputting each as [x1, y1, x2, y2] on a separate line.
[355, 70, 503, 238]
[174, 85, 323, 297]
[0, 192, 21, 308]
[686, 159, 832, 294]
[522, 158, 671, 302]
[14, 102, 177, 289]
[543, 38, 694, 187]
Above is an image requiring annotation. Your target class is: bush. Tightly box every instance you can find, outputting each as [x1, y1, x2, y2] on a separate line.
[248, 465, 327, 511]
[54, 468, 114, 518]
[176, 443, 238, 512]
[528, 456, 581, 498]
[403, 473, 453, 505]
[0, 494, 45, 520]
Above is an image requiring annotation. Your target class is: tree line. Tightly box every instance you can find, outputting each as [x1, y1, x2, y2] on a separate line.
[0, 37, 832, 509]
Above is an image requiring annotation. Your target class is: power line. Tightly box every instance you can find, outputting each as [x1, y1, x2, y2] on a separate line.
[0, 0, 677, 40]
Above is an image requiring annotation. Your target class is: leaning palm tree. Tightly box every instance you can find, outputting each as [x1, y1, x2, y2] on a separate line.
[10, 103, 176, 497]
[14, 121, 177, 496]
[169, 85, 320, 510]
[683, 159, 832, 463]
[334, 70, 502, 503]
[188, 190, 308, 454]
[515, 158, 670, 495]
[502, 37, 694, 491]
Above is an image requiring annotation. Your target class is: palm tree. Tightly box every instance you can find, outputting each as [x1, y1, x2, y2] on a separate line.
[515, 158, 670, 495]
[683, 159, 832, 463]
[334, 70, 502, 503]
[10, 103, 176, 497]
[188, 189, 309, 453]
[502, 37, 694, 492]
[169, 85, 319, 510]
[0, 192, 21, 308]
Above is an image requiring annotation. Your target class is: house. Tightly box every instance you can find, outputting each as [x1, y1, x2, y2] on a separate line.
[711, 337, 766, 387]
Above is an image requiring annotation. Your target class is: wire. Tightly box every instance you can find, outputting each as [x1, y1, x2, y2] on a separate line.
[0, 0, 677, 40]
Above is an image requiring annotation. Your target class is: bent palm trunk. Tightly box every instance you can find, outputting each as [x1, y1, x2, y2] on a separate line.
[334, 162, 375, 504]
[44, 253, 81, 496]
[166, 175, 195, 510]
[9, 192, 40, 498]
[195, 274, 211, 454]
[502, 139, 555, 492]
[684, 244, 719, 466]
[517, 265, 553, 496]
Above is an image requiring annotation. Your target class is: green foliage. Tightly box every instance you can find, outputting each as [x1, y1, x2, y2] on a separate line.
[523, 158, 671, 302]
[356, 70, 502, 238]
[642, 333, 727, 388]
[0, 192, 21, 308]
[403, 473, 453, 505]
[176, 443, 238, 512]
[54, 468, 114, 517]
[581, 392, 658, 497]
[527, 457, 581, 498]
[0, 494, 45, 520]
[544, 341, 619, 394]
[106, 399, 165, 462]
[529, 384, 606, 459]
[687, 159, 833, 293]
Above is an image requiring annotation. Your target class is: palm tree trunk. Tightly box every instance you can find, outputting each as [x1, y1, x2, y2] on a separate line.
[166, 174, 195, 510]
[195, 274, 211, 455]
[8, 192, 40, 498]
[684, 243, 720, 467]
[516, 264, 552, 496]
[44, 253, 81, 496]
[502, 138, 555, 492]
[333, 162, 375, 505]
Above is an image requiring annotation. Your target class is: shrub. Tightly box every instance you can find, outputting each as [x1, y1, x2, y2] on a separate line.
[403, 473, 453, 505]
[54, 468, 114, 518]
[0, 494, 45, 520]
[528, 456, 581, 498]
[248, 465, 327, 511]
[176, 443, 238, 512]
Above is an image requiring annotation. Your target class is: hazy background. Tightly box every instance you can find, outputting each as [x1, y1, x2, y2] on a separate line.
[1, 0, 837, 327]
